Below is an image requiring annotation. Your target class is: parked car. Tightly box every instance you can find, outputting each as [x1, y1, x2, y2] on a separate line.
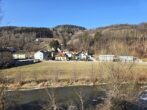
[138, 90, 147, 109]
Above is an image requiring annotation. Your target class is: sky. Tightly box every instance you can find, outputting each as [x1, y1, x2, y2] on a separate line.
[1, 0, 147, 29]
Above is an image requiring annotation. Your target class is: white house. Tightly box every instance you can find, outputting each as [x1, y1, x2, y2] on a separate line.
[65, 52, 72, 58]
[99, 55, 117, 62]
[34, 51, 47, 61]
[64, 52, 73, 60]
[118, 56, 136, 62]
[55, 56, 67, 61]
[13, 53, 26, 60]
[78, 52, 88, 60]
[55, 52, 67, 61]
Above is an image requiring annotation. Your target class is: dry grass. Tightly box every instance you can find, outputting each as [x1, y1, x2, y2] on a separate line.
[2, 61, 146, 110]
[1, 61, 147, 83]
[2, 61, 99, 81]
[142, 58, 147, 62]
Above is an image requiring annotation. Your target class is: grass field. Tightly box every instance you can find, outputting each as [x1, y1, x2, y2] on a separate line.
[2, 61, 100, 81]
[2, 61, 147, 82]
[141, 58, 147, 62]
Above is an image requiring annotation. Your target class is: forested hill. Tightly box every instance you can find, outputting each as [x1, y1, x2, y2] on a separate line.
[0, 26, 54, 38]
[1, 23, 147, 57]
[53, 24, 86, 31]
[0, 25, 86, 51]
[0, 25, 86, 39]
[68, 23, 147, 57]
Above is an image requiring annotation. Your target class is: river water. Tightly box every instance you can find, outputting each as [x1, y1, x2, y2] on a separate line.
[5, 85, 144, 110]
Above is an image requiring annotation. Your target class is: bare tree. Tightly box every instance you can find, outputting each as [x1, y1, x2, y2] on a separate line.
[97, 62, 137, 110]
[43, 88, 64, 110]
[0, 1, 8, 110]
[67, 102, 77, 110]
[47, 89, 57, 110]
[0, 70, 8, 110]
[74, 89, 85, 110]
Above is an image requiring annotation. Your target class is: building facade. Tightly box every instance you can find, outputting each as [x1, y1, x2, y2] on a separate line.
[13, 53, 26, 60]
[118, 56, 136, 62]
[99, 55, 117, 62]
[34, 51, 48, 61]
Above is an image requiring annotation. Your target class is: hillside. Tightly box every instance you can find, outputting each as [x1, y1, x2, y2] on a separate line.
[1, 23, 147, 57]
[68, 23, 147, 57]
[0, 25, 86, 51]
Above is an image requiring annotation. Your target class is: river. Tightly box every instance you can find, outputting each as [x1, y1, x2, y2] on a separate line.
[5, 85, 144, 110]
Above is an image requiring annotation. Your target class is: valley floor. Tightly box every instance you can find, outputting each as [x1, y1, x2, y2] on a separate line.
[1, 61, 147, 90]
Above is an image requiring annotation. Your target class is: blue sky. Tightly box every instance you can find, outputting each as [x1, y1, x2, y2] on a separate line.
[1, 0, 147, 28]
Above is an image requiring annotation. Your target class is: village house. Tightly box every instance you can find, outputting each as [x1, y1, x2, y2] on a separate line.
[55, 52, 67, 61]
[76, 51, 88, 61]
[79, 52, 88, 60]
[13, 53, 26, 60]
[98, 54, 141, 62]
[64, 52, 73, 60]
[118, 56, 137, 62]
[99, 55, 117, 62]
[34, 51, 48, 61]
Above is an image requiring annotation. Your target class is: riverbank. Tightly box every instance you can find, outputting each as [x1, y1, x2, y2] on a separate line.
[3, 80, 147, 92]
